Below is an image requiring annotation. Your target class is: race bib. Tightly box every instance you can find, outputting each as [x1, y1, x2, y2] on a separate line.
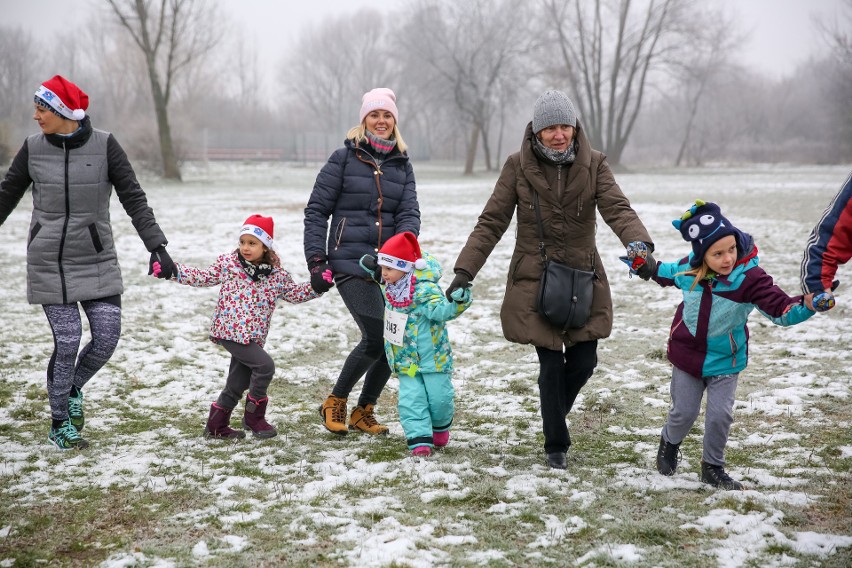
[384, 308, 408, 346]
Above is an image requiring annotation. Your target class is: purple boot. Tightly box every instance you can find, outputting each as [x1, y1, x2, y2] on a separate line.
[243, 394, 278, 439]
[203, 402, 246, 439]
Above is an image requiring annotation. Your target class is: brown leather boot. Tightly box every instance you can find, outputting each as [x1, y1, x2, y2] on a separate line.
[319, 395, 349, 435]
[348, 403, 389, 435]
[204, 402, 246, 439]
[243, 394, 277, 439]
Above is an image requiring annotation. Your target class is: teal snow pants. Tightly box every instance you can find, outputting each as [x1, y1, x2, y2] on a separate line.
[398, 371, 454, 449]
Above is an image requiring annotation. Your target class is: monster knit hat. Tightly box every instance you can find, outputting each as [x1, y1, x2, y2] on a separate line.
[672, 200, 744, 267]
[34, 75, 89, 120]
[378, 232, 426, 273]
[239, 214, 274, 249]
[359, 88, 399, 124]
[532, 90, 577, 134]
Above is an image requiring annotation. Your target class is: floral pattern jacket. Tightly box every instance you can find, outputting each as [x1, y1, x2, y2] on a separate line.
[174, 251, 317, 347]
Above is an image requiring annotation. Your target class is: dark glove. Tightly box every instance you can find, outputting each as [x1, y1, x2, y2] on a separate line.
[445, 271, 472, 301]
[308, 255, 334, 293]
[148, 246, 175, 279]
[359, 254, 382, 283]
[622, 241, 656, 281]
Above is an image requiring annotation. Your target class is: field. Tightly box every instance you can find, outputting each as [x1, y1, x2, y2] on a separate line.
[0, 162, 850, 567]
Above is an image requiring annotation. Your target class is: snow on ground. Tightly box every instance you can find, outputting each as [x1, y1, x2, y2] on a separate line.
[0, 162, 850, 566]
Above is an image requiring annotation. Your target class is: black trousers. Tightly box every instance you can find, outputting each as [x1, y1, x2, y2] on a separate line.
[536, 340, 598, 454]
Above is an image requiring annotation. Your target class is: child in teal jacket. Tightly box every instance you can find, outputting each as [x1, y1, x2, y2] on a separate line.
[362, 232, 472, 457]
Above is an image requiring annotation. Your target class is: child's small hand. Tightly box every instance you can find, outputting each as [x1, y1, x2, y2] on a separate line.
[151, 261, 161, 278]
[450, 286, 471, 304]
[812, 291, 836, 312]
[623, 241, 657, 280]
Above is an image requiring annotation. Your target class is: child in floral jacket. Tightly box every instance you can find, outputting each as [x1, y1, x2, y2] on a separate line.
[362, 232, 472, 457]
[154, 215, 324, 439]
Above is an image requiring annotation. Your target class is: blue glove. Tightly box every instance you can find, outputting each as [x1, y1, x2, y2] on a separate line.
[812, 291, 835, 312]
[621, 241, 656, 280]
[450, 286, 471, 304]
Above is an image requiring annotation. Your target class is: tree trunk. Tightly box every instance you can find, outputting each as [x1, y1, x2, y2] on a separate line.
[147, 72, 181, 180]
[464, 123, 480, 175]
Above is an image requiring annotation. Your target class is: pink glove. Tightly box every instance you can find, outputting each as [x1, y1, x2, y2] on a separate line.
[152, 261, 161, 278]
[322, 269, 333, 283]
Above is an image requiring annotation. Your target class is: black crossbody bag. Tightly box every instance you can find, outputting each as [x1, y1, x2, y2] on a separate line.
[532, 191, 595, 330]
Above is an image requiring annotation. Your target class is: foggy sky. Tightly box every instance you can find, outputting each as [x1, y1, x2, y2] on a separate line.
[0, 0, 844, 80]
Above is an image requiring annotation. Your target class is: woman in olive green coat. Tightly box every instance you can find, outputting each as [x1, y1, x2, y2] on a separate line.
[446, 90, 655, 469]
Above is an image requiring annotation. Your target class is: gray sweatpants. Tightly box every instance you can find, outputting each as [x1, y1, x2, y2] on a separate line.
[215, 339, 275, 410]
[661, 366, 739, 466]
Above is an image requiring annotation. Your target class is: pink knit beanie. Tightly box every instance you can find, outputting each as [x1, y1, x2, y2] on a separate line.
[359, 88, 398, 124]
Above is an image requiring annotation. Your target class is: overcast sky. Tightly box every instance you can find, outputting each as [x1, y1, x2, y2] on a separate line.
[0, 0, 844, 80]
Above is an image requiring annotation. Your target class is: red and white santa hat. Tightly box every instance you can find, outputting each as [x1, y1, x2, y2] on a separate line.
[239, 214, 275, 249]
[378, 232, 426, 273]
[34, 75, 89, 121]
[359, 87, 399, 124]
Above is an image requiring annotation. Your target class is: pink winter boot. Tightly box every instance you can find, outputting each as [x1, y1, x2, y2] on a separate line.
[243, 394, 278, 439]
[412, 446, 432, 457]
[433, 430, 450, 448]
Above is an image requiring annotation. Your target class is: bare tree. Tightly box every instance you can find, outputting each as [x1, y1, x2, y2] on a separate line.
[541, 0, 692, 167]
[104, 0, 222, 180]
[402, 0, 535, 174]
[0, 27, 44, 156]
[667, 8, 742, 166]
[282, 10, 395, 137]
[815, 0, 852, 160]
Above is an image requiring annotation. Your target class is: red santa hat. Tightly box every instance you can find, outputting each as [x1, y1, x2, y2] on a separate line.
[378, 232, 426, 273]
[34, 75, 89, 121]
[239, 214, 274, 249]
[359, 87, 399, 124]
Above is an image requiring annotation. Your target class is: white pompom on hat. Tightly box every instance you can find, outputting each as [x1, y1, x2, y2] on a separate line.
[34, 75, 89, 121]
[359, 87, 399, 124]
[239, 214, 275, 249]
[377, 231, 426, 273]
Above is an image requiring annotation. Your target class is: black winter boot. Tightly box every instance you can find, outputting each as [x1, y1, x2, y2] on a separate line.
[546, 452, 567, 470]
[656, 435, 681, 476]
[701, 461, 744, 490]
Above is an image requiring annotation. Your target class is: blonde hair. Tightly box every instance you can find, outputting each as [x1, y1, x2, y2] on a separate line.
[679, 263, 711, 291]
[346, 123, 408, 154]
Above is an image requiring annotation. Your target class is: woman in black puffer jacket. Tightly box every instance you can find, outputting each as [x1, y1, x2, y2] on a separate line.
[304, 88, 420, 436]
[0, 75, 174, 450]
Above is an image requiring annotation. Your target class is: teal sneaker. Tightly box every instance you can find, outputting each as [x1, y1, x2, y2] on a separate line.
[68, 390, 84, 431]
[49, 420, 89, 450]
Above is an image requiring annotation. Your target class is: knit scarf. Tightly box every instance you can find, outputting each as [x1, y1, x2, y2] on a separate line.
[533, 136, 577, 165]
[385, 272, 415, 307]
[238, 252, 273, 281]
[365, 130, 397, 157]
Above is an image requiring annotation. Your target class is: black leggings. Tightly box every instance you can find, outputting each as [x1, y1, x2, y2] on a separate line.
[43, 300, 121, 421]
[536, 340, 598, 454]
[331, 277, 390, 407]
[216, 339, 275, 409]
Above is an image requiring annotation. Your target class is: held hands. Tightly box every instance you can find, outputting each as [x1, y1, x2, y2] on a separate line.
[620, 241, 656, 281]
[148, 246, 175, 279]
[359, 254, 382, 283]
[308, 255, 334, 293]
[805, 280, 839, 312]
[444, 271, 472, 301]
[450, 286, 471, 304]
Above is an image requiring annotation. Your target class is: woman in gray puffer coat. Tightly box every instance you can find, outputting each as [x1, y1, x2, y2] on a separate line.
[304, 88, 420, 437]
[0, 76, 173, 450]
[446, 90, 656, 470]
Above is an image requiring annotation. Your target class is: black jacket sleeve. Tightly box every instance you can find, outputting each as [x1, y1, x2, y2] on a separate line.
[107, 134, 168, 252]
[0, 141, 32, 227]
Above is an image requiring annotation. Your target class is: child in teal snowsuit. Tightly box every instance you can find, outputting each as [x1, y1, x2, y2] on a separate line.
[362, 232, 472, 457]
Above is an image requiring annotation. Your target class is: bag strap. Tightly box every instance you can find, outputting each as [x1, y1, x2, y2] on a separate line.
[531, 191, 596, 273]
[532, 191, 549, 262]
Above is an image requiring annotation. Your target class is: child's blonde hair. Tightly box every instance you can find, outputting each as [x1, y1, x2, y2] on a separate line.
[347, 123, 408, 154]
[680, 263, 711, 291]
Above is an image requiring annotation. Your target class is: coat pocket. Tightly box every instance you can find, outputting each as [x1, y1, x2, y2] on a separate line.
[88, 223, 104, 253]
[28, 222, 42, 248]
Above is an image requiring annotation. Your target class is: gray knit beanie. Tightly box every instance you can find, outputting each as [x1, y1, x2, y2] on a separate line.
[532, 90, 577, 134]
